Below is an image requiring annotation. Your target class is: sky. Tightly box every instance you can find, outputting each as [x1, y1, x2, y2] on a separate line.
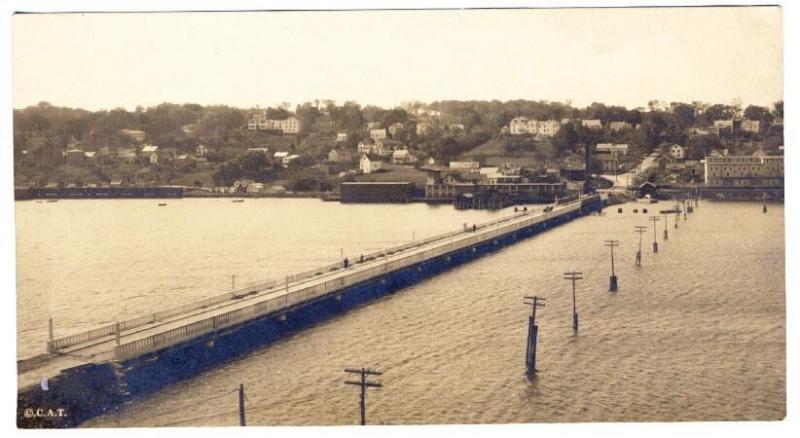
[11, 6, 783, 111]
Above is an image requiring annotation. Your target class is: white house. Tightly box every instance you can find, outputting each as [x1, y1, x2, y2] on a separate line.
[196, 144, 209, 157]
[141, 144, 159, 164]
[595, 143, 629, 155]
[248, 113, 302, 134]
[609, 121, 632, 131]
[370, 128, 388, 140]
[360, 154, 383, 174]
[247, 147, 270, 156]
[741, 119, 760, 133]
[328, 148, 353, 163]
[669, 144, 686, 160]
[391, 149, 417, 165]
[582, 119, 603, 130]
[449, 161, 480, 170]
[282, 154, 300, 167]
[713, 119, 734, 133]
[336, 132, 349, 142]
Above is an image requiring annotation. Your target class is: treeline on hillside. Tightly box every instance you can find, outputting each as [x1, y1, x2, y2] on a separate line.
[14, 99, 784, 184]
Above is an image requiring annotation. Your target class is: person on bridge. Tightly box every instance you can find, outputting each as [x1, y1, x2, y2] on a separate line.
[472, 224, 477, 232]
[343, 257, 349, 269]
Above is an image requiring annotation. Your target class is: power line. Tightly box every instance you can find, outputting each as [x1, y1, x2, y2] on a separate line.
[648, 216, 660, 253]
[344, 367, 383, 426]
[603, 240, 619, 292]
[563, 271, 583, 333]
[634, 226, 647, 267]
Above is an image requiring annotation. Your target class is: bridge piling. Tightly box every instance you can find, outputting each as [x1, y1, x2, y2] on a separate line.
[524, 296, 545, 374]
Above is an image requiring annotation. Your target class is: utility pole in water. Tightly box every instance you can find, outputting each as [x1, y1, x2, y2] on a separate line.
[604, 240, 619, 291]
[344, 368, 383, 426]
[648, 216, 660, 253]
[634, 226, 646, 267]
[563, 271, 583, 333]
[523, 295, 545, 374]
[238, 383, 246, 426]
[662, 213, 669, 240]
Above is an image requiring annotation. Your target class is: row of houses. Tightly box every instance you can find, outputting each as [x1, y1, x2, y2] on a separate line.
[712, 119, 762, 134]
[357, 149, 420, 174]
[64, 143, 211, 167]
[506, 117, 629, 136]
[423, 166, 570, 205]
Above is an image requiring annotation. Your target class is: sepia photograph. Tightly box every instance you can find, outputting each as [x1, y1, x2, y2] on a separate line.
[4, 0, 795, 434]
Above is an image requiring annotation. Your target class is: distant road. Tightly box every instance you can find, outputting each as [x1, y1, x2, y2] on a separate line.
[599, 152, 659, 191]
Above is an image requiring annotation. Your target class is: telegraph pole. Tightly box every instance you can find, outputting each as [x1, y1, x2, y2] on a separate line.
[662, 213, 669, 240]
[523, 295, 545, 373]
[648, 216, 660, 253]
[238, 383, 246, 426]
[344, 368, 383, 426]
[604, 240, 619, 291]
[634, 226, 647, 267]
[682, 199, 688, 220]
[563, 271, 583, 333]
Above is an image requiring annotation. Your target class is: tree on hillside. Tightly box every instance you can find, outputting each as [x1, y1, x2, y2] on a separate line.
[551, 123, 578, 155]
[772, 100, 783, 120]
[686, 133, 721, 160]
[744, 105, 774, 124]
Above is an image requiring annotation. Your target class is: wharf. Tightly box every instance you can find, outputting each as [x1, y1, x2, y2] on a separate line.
[18, 194, 603, 427]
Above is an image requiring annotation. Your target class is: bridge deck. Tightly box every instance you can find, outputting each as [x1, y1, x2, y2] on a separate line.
[18, 197, 594, 389]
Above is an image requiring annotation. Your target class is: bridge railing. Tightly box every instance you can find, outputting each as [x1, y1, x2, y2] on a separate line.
[111, 197, 592, 360]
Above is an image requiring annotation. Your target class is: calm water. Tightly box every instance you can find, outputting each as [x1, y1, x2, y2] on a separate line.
[16, 198, 785, 425]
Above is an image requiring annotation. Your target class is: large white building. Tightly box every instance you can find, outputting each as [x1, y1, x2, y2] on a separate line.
[595, 143, 629, 156]
[508, 117, 561, 137]
[704, 154, 783, 187]
[247, 113, 302, 134]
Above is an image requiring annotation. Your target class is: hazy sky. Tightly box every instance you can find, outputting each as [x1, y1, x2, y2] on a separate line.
[12, 7, 782, 111]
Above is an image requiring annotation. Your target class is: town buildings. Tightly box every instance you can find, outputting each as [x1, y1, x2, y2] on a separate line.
[704, 154, 784, 187]
[369, 128, 388, 140]
[391, 149, 417, 165]
[508, 117, 561, 136]
[609, 121, 632, 131]
[595, 143, 629, 156]
[360, 154, 383, 174]
[141, 145, 159, 164]
[581, 119, 603, 130]
[741, 119, 761, 133]
[328, 148, 354, 163]
[247, 112, 302, 134]
[449, 161, 480, 170]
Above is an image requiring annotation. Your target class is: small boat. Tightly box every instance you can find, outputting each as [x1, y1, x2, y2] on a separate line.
[158, 203, 167, 206]
[46, 199, 58, 203]
[659, 208, 681, 214]
[231, 199, 245, 203]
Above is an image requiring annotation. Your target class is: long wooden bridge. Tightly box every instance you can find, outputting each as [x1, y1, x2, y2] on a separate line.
[18, 194, 604, 427]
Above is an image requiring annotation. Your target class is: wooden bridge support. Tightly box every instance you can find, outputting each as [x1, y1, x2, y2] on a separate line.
[525, 320, 539, 373]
